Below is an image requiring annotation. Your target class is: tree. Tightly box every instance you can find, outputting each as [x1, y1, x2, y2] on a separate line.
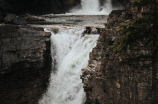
[110, 0, 158, 103]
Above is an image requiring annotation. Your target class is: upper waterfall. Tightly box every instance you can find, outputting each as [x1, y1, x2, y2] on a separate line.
[68, 0, 112, 15]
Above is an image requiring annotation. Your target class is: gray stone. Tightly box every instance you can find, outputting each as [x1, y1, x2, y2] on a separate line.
[4, 14, 16, 22]
[14, 16, 27, 25]
[0, 24, 51, 104]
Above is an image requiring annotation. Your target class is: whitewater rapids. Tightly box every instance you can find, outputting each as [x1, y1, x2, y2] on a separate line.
[39, 26, 99, 104]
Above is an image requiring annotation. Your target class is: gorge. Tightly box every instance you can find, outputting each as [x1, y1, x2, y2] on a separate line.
[39, 26, 99, 104]
[38, 1, 110, 104]
[0, 0, 157, 104]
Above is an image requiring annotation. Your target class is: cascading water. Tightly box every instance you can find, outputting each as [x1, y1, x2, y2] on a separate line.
[68, 0, 112, 15]
[38, 0, 108, 103]
[39, 26, 99, 104]
[81, 0, 100, 13]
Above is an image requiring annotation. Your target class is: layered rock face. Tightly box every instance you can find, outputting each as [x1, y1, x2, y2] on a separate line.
[81, 1, 157, 104]
[0, 25, 52, 104]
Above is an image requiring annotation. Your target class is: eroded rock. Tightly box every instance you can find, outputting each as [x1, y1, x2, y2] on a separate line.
[0, 24, 52, 104]
[81, 0, 155, 104]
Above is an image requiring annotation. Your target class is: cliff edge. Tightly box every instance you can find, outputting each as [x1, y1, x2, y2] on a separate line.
[81, 1, 157, 104]
[0, 25, 52, 104]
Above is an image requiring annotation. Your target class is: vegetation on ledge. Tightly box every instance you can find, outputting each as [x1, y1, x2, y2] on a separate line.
[109, 0, 158, 103]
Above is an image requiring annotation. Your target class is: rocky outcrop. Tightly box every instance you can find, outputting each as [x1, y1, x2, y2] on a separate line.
[4, 14, 27, 25]
[81, 1, 157, 104]
[0, 24, 52, 104]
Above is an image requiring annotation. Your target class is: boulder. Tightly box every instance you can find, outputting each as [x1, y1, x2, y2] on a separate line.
[13, 16, 27, 25]
[4, 14, 16, 22]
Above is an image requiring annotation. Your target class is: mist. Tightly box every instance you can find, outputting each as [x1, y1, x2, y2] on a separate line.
[67, 0, 114, 15]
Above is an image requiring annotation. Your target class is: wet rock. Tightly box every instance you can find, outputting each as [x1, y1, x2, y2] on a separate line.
[83, 27, 101, 34]
[86, 27, 92, 34]
[24, 14, 45, 21]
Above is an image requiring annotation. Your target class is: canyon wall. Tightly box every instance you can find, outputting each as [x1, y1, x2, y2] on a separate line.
[0, 0, 130, 15]
[0, 25, 52, 104]
[81, 1, 158, 104]
[111, 0, 129, 8]
[0, 0, 81, 14]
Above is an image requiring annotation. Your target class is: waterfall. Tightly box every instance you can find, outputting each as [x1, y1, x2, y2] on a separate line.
[39, 26, 99, 104]
[68, 0, 112, 15]
[81, 0, 100, 13]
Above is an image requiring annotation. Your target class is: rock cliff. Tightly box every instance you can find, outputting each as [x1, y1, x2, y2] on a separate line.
[81, 1, 157, 104]
[0, 25, 52, 104]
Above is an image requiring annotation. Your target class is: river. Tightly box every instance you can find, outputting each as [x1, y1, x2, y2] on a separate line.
[36, 0, 110, 104]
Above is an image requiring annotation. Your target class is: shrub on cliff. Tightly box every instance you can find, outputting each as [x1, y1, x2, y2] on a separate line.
[110, 0, 158, 103]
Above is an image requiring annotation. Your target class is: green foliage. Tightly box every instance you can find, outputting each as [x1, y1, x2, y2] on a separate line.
[110, 18, 152, 54]
[109, 1, 158, 103]
[104, 23, 108, 27]
[109, 0, 158, 61]
[131, 0, 151, 6]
